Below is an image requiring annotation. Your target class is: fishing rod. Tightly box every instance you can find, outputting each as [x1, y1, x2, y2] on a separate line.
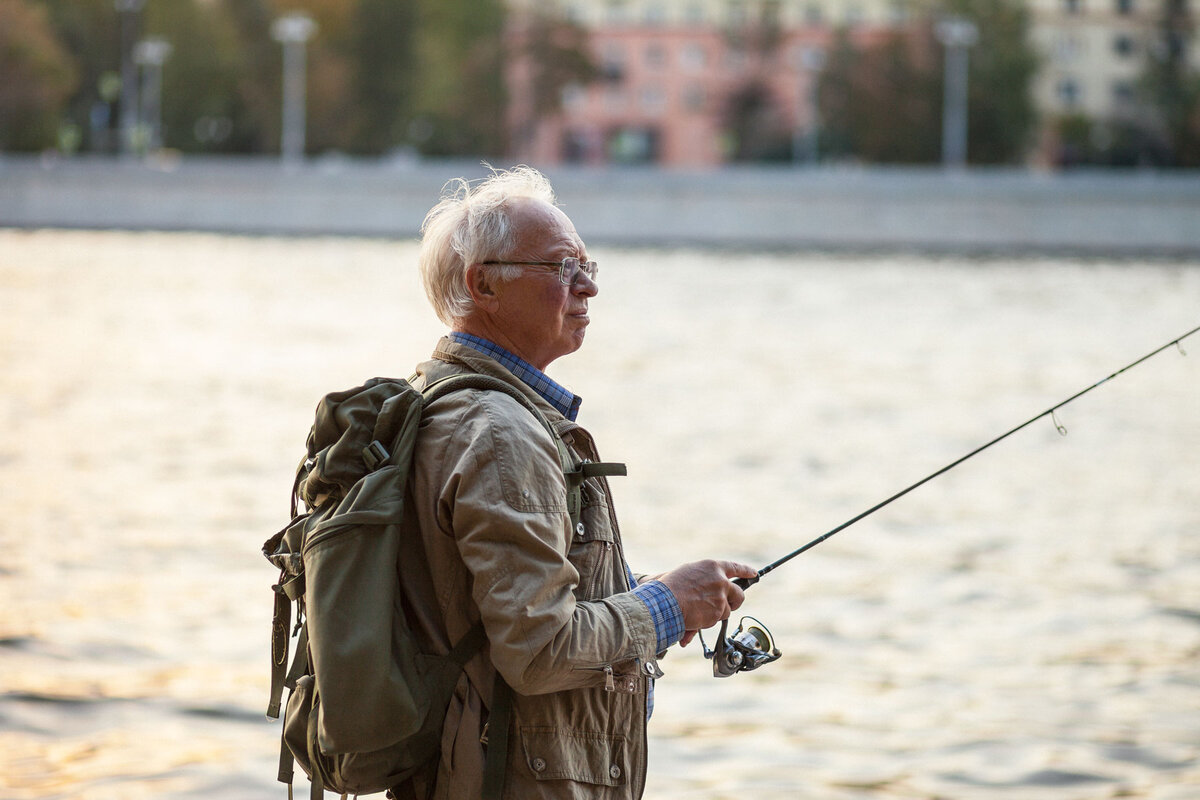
[704, 323, 1199, 678]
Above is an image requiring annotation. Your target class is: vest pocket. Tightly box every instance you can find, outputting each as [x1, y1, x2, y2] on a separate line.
[519, 726, 628, 786]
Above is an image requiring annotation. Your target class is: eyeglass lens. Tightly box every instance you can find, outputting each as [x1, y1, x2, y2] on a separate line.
[561, 257, 599, 285]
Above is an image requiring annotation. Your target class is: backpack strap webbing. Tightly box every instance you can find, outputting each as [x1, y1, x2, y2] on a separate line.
[481, 671, 513, 800]
[421, 373, 627, 530]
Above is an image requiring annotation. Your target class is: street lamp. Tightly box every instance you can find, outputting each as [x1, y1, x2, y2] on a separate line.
[936, 16, 978, 169]
[114, 0, 147, 156]
[795, 46, 826, 166]
[134, 37, 172, 153]
[271, 13, 318, 165]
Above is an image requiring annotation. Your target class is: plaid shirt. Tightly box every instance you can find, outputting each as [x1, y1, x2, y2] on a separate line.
[449, 332, 684, 714]
[448, 332, 582, 421]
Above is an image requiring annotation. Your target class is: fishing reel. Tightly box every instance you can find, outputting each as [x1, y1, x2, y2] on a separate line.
[700, 616, 782, 678]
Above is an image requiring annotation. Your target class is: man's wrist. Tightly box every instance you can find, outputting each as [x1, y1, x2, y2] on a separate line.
[631, 579, 684, 651]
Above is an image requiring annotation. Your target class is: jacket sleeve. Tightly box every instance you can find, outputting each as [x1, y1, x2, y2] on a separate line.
[433, 390, 657, 695]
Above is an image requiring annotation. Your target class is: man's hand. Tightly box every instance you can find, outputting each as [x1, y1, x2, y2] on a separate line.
[653, 559, 758, 647]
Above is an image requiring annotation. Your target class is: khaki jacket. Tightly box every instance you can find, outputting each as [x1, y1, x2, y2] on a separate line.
[400, 338, 660, 800]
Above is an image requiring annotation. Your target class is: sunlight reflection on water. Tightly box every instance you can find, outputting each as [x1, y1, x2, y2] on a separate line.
[1, 230, 1197, 799]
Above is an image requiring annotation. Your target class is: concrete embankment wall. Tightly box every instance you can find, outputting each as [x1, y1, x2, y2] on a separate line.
[2, 155, 1198, 255]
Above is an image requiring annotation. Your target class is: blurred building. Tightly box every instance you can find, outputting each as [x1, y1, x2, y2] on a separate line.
[506, 0, 1195, 166]
[1030, 0, 1173, 120]
[506, 0, 896, 166]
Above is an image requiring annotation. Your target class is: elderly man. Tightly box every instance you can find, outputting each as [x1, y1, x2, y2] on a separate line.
[401, 166, 755, 800]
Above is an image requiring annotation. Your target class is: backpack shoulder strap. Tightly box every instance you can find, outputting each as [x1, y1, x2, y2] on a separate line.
[421, 373, 627, 528]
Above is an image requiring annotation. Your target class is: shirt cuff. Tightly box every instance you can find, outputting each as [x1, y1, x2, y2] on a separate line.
[631, 579, 684, 652]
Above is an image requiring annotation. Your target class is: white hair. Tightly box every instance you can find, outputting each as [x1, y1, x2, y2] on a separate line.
[418, 165, 558, 326]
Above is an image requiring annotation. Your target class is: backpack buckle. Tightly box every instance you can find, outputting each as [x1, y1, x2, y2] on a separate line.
[362, 440, 390, 470]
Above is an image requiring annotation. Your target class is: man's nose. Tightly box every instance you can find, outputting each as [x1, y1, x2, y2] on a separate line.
[573, 271, 598, 297]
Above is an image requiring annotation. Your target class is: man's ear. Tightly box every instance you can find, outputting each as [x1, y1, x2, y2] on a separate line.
[465, 264, 501, 312]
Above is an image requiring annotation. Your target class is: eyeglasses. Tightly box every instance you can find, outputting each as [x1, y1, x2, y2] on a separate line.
[481, 256, 599, 286]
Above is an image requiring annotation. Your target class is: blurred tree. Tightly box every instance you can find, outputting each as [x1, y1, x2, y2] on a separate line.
[346, 0, 419, 154]
[0, 0, 77, 151]
[410, 0, 508, 157]
[819, 28, 941, 163]
[218, 0, 282, 152]
[505, 7, 598, 156]
[1139, 0, 1200, 166]
[723, 80, 794, 161]
[38, 0, 120, 152]
[0, 0, 78, 151]
[521, 10, 597, 120]
[141, 0, 252, 152]
[719, 0, 793, 161]
[940, 0, 1040, 164]
[819, 0, 1037, 165]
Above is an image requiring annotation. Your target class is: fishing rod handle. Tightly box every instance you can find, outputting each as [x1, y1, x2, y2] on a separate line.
[733, 575, 759, 591]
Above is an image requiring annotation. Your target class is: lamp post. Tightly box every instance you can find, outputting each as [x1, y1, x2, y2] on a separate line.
[134, 37, 172, 153]
[936, 16, 978, 169]
[798, 46, 825, 165]
[271, 13, 317, 165]
[114, 0, 146, 156]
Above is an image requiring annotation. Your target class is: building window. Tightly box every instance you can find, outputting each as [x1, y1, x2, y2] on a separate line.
[604, 87, 628, 112]
[602, 44, 626, 83]
[681, 43, 708, 70]
[726, 1, 748, 27]
[1054, 33, 1083, 61]
[1112, 81, 1135, 104]
[683, 84, 706, 111]
[645, 43, 667, 69]
[1064, 0, 1082, 13]
[1057, 78, 1081, 108]
[1113, 33, 1136, 56]
[684, 2, 706, 24]
[563, 2, 586, 23]
[645, 3, 667, 24]
[561, 83, 587, 113]
[1116, 0, 1134, 13]
[640, 85, 667, 114]
[804, 1, 824, 23]
[607, 0, 630, 25]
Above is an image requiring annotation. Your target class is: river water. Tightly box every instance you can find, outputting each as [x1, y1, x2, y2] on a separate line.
[1, 229, 1197, 799]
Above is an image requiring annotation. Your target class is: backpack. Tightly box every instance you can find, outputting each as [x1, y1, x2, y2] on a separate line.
[263, 373, 625, 800]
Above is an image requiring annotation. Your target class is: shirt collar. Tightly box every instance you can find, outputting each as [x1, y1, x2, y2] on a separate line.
[448, 332, 582, 421]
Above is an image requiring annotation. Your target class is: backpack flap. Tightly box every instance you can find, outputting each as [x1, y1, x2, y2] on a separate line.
[301, 378, 414, 507]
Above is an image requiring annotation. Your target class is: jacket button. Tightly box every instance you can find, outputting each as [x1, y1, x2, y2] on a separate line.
[531, 757, 547, 773]
[575, 522, 585, 535]
[609, 764, 622, 779]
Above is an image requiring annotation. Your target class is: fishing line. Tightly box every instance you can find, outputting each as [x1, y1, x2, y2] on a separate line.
[736, 322, 1200, 591]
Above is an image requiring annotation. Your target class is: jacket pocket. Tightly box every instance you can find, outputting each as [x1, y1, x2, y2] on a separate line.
[567, 521, 615, 601]
[519, 726, 628, 787]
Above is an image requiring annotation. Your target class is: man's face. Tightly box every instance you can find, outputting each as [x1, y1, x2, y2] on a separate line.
[484, 199, 597, 370]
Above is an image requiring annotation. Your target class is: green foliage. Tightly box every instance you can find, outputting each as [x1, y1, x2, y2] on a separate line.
[819, 0, 1038, 165]
[347, 0, 419, 154]
[941, 0, 1040, 164]
[722, 80, 794, 162]
[36, 0, 117, 151]
[819, 28, 941, 163]
[1137, 0, 1200, 166]
[146, 0, 252, 152]
[1, 0, 78, 152]
[1051, 113, 1173, 167]
[410, 0, 507, 157]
